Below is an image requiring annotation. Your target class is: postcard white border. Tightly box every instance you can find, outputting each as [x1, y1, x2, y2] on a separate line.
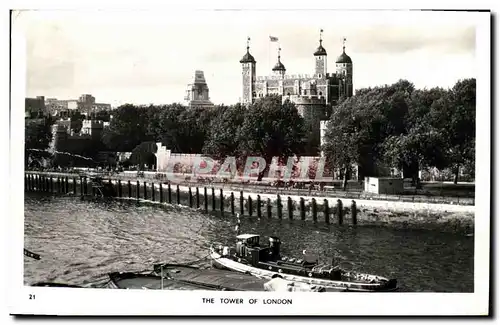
[6, 2, 491, 317]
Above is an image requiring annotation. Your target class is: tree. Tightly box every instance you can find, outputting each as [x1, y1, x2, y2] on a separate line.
[428, 79, 476, 183]
[383, 124, 447, 186]
[25, 117, 54, 150]
[236, 95, 306, 180]
[380, 86, 449, 185]
[101, 104, 151, 152]
[202, 104, 246, 159]
[25, 117, 54, 168]
[322, 101, 361, 190]
[69, 111, 85, 134]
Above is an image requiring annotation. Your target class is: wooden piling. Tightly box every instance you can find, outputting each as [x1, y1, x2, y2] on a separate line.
[257, 195, 261, 218]
[143, 181, 147, 200]
[211, 187, 216, 211]
[351, 200, 357, 225]
[65, 176, 69, 193]
[118, 180, 122, 197]
[266, 198, 272, 218]
[248, 196, 253, 217]
[73, 178, 77, 195]
[136, 181, 140, 200]
[230, 192, 235, 216]
[220, 189, 224, 215]
[336, 199, 343, 225]
[324, 199, 330, 224]
[239, 191, 244, 216]
[300, 198, 306, 220]
[196, 187, 200, 208]
[188, 187, 193, 207]
[176, 185, 180, 204]
[128, 180, 132, 198]
[312, 198, 317, 222]
[204, 187, 208, 211]
[168, 183, 172, 203]
[159, 183, 163, 203]
[277, 195, 282, 219]
[151, 183, 155, 202]
[287, 196, 293, 220]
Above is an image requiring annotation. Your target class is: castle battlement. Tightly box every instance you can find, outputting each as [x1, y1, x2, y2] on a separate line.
[285, 94, 326, 105]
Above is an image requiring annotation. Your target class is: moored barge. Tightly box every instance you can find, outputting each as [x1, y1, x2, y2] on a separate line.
[210, 234, 398, 292]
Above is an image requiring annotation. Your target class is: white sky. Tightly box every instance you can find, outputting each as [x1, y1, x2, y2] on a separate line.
[14, 10, 476, 107]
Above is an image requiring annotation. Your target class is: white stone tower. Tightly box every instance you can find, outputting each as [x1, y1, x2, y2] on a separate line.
[240, 37, 257, 105]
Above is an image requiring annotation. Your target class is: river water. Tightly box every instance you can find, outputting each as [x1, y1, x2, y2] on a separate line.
[24, 193, 474, 292]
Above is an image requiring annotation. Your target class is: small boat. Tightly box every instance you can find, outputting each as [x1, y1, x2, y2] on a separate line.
[210, 234, 398, 292]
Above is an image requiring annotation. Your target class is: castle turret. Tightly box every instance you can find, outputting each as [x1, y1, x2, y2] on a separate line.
[272, 47, 286, 78]
[335, 38, 353, 98]
[314, 29, 327, 78]
[240, 37, 257, 105]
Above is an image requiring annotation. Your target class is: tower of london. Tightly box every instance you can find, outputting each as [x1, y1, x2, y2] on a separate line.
[240, 30, 353, 154]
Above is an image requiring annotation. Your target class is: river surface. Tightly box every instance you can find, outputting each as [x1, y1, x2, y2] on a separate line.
[24, 193, 474, 292]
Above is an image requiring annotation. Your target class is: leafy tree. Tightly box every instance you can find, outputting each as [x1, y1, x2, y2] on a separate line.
[101, 104, 151, 152]
[236, 95, 306, 180]
[25, 117, 55, 168]
[202, 104, 246, 159]
[380, 86, 449, 185]
[428, 78, 476, 183]
[25, 117, 54, 150]
[322, 101, 362, 190]
[69, 111, 85, 133]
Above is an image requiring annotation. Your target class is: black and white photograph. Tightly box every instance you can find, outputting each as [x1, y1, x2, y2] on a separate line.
[7, 2, 491, 316]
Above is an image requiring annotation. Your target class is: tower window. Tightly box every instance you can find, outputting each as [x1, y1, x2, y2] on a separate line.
[319, 92, 323, 96]
[287, 92, 290, 96]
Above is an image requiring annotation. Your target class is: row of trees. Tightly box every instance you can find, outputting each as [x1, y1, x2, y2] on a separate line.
[102, 96, 307, 177]
[25, 78, 475, 185]
[323, 78, 476, 186]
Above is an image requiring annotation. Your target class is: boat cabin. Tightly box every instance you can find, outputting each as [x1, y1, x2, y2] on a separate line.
[235, 234, 281, 265]
[236, 234, 260, 246]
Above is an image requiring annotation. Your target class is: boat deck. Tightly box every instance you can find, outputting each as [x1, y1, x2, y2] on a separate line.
[157, 264, 269, 291]
[109, 265, 269, 291]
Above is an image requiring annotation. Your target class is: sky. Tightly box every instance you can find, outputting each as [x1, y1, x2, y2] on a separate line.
[14, 10, 476, 107]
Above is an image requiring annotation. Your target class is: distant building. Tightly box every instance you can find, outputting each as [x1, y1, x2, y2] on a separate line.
[184, 71, 214, 109]
[25, 96, 47, 118]
[45, 94, 112, 116]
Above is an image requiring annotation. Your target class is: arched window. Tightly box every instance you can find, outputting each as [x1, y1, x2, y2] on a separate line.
[287, 92, 290, 96]
[319, 91, 323, 96]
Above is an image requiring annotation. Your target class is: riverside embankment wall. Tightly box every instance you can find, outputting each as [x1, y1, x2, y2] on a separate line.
[24, 172, 475, 233]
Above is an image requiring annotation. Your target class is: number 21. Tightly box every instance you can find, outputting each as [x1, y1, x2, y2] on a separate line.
[29, 294, 35, 300]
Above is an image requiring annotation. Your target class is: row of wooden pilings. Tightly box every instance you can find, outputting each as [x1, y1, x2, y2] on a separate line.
[25, 173, 358, 225]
